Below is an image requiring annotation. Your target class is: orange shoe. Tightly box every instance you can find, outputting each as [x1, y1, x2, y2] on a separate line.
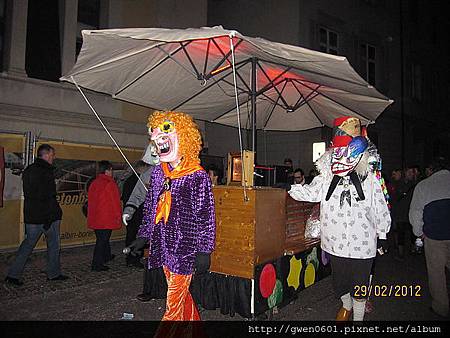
[336, 307, 352, 321]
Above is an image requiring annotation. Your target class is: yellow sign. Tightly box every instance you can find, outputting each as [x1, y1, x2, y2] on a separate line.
[0, 133, 25, 250]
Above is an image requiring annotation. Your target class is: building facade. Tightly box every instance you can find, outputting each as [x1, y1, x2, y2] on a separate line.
[1, 0, 448, 176]
[208, 0, 450, 174]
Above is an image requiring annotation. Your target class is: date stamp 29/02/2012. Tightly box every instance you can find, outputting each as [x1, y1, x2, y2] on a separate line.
[354, 284, 422, 297]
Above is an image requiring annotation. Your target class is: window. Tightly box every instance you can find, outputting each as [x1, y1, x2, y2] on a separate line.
[411, 63, 422, 101]
[360, 43, 376, 86]
[76, 0, 100, 58]
[0, 0, 5, 71]
[319, 27, 338, 55]
[25, 0, 61, 82]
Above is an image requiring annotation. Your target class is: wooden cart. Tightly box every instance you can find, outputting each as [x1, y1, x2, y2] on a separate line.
[191, 186, 330, 318]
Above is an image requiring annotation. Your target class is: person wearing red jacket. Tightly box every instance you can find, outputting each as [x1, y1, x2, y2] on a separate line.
[88, 161, 122, 271]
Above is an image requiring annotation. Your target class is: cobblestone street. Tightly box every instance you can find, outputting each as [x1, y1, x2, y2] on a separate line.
[1, 239, 448, 323]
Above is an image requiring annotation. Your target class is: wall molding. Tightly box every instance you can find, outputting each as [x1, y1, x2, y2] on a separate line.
[0, 102, 146, 135]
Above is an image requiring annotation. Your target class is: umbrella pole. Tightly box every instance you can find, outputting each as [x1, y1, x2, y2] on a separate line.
[230, 34, 249, 201]
[70, 76, 148, 192]
[251, 57, 257, 163]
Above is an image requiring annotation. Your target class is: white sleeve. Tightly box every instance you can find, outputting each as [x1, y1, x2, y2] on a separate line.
[288, 175, 324, 203]
[409, 185, 424, 237]
[372, 175, 391, 239]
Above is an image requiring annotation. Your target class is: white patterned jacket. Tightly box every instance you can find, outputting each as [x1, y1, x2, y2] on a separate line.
[289, 150, 391, 259]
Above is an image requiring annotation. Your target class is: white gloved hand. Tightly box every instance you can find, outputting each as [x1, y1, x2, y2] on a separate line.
[122, 214, 131, 226]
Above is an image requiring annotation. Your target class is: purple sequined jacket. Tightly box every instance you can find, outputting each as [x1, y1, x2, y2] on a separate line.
[138, 164, 216, 275]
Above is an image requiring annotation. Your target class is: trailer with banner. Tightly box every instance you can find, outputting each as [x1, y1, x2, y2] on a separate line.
[0, 133, 143, 250]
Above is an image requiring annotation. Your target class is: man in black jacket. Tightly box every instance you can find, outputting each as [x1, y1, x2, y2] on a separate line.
[5, 144, 68, 286]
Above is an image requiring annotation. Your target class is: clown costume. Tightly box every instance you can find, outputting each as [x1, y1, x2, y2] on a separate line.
[133, 111, 216, 323]
[289, 116, 390, 321]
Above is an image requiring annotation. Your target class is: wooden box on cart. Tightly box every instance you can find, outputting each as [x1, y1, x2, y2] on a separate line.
[194, 185, 328, 318]
[210, 185, 320, 278]
[210, 185, 286, 279]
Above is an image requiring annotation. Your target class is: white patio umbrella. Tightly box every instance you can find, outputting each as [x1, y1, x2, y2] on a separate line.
[61, 26, 392, 134]
[61, 26, 393, 200]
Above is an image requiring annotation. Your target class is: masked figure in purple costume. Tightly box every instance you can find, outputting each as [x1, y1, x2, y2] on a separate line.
[129, 111, 215, 321]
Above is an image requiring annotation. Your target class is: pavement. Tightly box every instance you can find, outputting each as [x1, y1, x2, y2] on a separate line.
[0, 240, 448, 322]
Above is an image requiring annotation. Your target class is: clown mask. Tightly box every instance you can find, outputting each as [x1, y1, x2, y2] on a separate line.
[331, 136, 368, 177]
[150, 120, 180, 164]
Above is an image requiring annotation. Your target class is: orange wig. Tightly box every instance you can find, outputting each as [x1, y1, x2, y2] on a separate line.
[148, 111, 202, 164]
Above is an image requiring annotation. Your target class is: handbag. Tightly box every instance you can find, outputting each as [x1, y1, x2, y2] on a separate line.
[304, 204, 321, 239]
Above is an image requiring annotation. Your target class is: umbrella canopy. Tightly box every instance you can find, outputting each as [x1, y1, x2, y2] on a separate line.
[61, 26, 393, 131]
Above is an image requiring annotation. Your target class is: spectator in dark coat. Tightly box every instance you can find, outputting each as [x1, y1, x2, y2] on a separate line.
[391, 166, 417, 259]
[5, 144, 68, 286]
[88, 161, 122, 271]
[284, 158, 294, 185]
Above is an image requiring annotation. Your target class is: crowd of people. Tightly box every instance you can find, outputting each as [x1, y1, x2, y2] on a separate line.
[281, 157, 317, 190]
[387, 162, 443, 259]
[387, 159, 450, 318]
[388, 165, 423, 259]
[3, 114, 450, 322]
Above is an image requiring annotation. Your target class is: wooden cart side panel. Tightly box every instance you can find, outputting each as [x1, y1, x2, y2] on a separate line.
[210, 187, 255, 279]
[284, 196, 320, 253]
[254, 188, 286, 265]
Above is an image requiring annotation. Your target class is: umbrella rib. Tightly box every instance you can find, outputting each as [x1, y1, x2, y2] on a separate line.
[171, 58, 251, 110]
[292, 95, 304, 109]
[155, 43, 197, 77]
[304, 94, 324, 126]
[256, 66, 292, 96]
[233, 68, 251, 92]
[295, 93, 320, 111]
[202, 39, 211, 76]
[291, 80, 318, 109]
[263, 81, 288, 129]
[256, 60, 274, 83]
[289, 80, 324, 125]
[211, 37, 230, 58]
[212, 77, 247, 98]
[180, 42, 201, 79]
[260, 59, 371, 90]
[294, 79, 373, 121]
[268, 80, 289, 107]
[221, 78, 250, 96]
[298, 93, 320, 110]
[204, 38, 244, 80]
[256, 62, 291, 108]
[260, 93, 287, 110]
[114, 42, 189, 97]
[67, 41, 166, 78]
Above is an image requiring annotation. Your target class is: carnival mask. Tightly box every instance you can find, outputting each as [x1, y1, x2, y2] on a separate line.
[150, 120, 180, 163]
[142, 141, 160, 166]
[331, 136, 368, 177]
